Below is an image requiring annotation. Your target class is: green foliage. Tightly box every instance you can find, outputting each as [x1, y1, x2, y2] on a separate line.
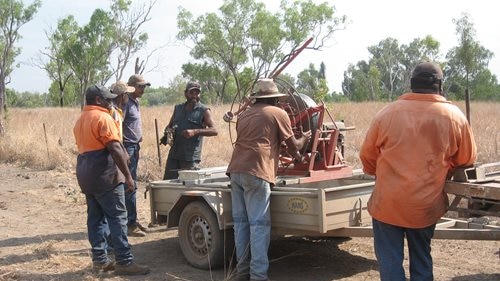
[0, 0, 41, 134]
[328, 93, 350, 103]
[342, 21, 498, 102]
[42, 16, 78, 107]
[41, 0, 153, 108]
[141, 86, 189, 106]
[445, 13, 495, 101]
[296, 63, 329, 101]
[0, 0, 41, 77]
[6, 88, 47, 107]
[181, 62, 235, 103]
[46, 80, 80, 107]
[56, 9, 116, 107]
[177, 0, 346, 102]
[342, 61, 382, 101]
[469, 69, 500, 101]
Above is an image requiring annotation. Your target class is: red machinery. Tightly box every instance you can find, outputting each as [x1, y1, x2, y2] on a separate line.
[223, 37, 354, 183]
[276, 91, 353, 183]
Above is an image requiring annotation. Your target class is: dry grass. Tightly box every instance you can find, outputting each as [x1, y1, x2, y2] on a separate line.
[0, 101, 498, 180]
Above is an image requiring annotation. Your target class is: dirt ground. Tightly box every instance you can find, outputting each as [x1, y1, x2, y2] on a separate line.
[0, 163, 499, 281]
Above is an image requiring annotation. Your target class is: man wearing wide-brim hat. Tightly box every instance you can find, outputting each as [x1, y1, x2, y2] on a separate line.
[109, 81, 135, 140]
[226, 78, 311, 281]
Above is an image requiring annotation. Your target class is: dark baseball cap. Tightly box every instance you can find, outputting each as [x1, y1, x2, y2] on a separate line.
[86, 85, 117, 99]
[411, 62, 443, 80]
[185, 81, 201, 92]
[411, 62, 443, 93]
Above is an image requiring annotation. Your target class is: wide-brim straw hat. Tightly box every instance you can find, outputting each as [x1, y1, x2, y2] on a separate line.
[251, 78, 288, 99]
[110, 80, 135, 95]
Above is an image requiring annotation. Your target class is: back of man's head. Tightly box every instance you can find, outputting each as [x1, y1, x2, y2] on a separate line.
[410, 62, 443, 94]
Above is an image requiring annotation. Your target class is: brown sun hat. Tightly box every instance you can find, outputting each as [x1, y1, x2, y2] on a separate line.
[110, 81, 135, 95]
[127, 74, 151, 86]
[251, 78, 287, 99]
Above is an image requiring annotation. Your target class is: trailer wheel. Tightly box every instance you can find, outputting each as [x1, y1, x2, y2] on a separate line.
[178, 201, 234, 269]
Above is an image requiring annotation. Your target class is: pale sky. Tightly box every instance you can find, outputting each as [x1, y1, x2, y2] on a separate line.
[9, 0, 500, 94]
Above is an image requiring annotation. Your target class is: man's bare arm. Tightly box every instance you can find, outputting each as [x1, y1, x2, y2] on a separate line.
[106, 140, 134, 192]
[182, 108, 218, 138]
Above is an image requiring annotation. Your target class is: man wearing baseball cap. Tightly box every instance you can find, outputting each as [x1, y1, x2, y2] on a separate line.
[160, 81, 218, 179]
[122, 74, 151, 237]
[360, 62, 476, 280]
[73, 85, 150, 275]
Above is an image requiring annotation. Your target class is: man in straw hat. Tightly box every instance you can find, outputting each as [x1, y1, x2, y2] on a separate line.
[226, 78, 311, 281]
[109, 81, 135, 140]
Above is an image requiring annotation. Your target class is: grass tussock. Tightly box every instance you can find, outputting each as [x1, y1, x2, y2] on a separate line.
[0, 102, 498, 180]
[25, 240, 90, 276]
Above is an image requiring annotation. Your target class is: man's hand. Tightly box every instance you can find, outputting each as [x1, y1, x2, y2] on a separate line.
[297, 126, 312, 148]
[160, 126, 176, 145]
[181, 129, 197, 138]
[125, 175, 135, 193]
[300, 129, 312, 141]
[159, 133, 169, 145]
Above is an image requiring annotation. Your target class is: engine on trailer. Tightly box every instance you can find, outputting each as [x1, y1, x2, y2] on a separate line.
[224, 80, 355, 183]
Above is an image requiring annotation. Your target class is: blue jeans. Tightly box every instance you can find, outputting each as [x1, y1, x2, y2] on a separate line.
[85, 184, 133, 265]
[230, 173, 271, 281]
[124, 142, 139, 227]
[372, 218, 435, 281]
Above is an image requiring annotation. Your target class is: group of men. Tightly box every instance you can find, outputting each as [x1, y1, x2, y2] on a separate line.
[74, 61, 477, 281]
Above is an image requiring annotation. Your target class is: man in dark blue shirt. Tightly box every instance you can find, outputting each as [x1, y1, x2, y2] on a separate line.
[123, 74, 150, 237]
[161, 81, 218, 179]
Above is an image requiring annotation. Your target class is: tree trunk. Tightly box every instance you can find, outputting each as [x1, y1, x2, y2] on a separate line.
[465, 73, 471, 124]
[0, 78, 6, 137]
[59, 81, 64, 107]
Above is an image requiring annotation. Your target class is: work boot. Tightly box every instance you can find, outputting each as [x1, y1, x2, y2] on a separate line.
[92, 260, 115, 274]
[136, 221, 148, 233]
[127, 225, 146, 237]
[115, 262, 150, 275]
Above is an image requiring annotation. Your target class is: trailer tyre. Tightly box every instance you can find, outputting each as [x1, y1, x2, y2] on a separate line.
[178, 201, 234, 269]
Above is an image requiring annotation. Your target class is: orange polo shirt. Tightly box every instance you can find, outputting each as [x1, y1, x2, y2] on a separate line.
[360, 93, 477, 228]
[73, 105, 121, 153]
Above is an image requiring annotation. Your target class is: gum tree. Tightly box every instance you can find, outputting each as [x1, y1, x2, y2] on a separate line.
[177, 0, 347, 102]
[446, 13, 493, 121]
[0, 0, 41, 136]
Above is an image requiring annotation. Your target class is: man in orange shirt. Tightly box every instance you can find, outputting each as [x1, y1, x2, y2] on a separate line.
[360, 62, 476, 281]
[74, 85, 150, 275]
